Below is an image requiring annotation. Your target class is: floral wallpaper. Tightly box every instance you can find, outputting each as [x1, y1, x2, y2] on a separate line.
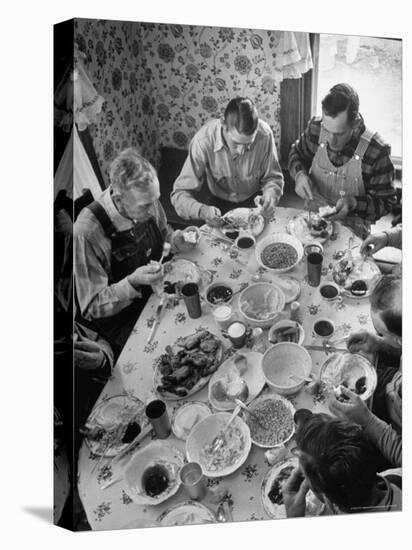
[74, 19, 289, 185]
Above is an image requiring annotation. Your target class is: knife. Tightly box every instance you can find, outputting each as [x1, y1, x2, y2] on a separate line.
[304, 345, 347, 353]
[147, 295, 165, 344]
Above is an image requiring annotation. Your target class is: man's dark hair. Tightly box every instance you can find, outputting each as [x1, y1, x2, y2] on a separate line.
[321, 83, 360, 123]
[370, 275, 402, 337]
[296, 414, 379, 513]
[224, 97, 258, 135]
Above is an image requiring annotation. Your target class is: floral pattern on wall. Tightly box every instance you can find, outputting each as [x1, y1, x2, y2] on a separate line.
[74, 19, 159, 185]
[74, 19, 292, 184]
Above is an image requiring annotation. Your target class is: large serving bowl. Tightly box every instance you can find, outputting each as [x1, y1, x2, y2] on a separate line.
[239, 282, 285, 328]
[186, 412, 251, 478]
[242, 394, 295, 449]
[262, 343, 312, 395]
[256, 233, 304, 273]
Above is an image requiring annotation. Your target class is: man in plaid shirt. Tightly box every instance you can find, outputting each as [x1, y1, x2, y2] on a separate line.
[288, 83, 396, 234]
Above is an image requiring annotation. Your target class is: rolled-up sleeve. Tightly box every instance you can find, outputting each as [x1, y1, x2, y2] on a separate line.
[170, 137, 208, 220]
[260, 134, 284, 203]
[74, 234, 141, 320]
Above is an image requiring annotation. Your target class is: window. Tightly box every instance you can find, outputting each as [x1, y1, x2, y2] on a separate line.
[316, 34, 402, 160]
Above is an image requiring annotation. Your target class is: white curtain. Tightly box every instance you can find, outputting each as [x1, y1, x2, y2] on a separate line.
[261, 31, 313, 81]
[54, 48, 105, 200]
[54, 124, 103, 200]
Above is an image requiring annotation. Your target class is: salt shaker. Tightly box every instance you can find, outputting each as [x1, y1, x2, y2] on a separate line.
[290, 301, 303, 324]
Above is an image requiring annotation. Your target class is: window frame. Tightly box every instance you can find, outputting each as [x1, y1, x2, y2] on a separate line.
[280, 34, 402, 179]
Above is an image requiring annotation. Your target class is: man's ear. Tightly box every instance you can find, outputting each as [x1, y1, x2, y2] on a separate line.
[350, 115, 362, 130]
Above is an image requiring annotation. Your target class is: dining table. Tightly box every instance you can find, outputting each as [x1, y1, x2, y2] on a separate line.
[77, 206, 377, 531]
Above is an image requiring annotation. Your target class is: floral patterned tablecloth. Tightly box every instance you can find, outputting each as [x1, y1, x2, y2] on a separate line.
[78, 207, 375, 530]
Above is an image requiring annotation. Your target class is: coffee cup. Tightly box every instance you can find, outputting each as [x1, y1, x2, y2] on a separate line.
[227, 321, 247, 348]
[313, 318, 335, 339]
[319, 282, 342, 302]
[235, 233, 256, 250]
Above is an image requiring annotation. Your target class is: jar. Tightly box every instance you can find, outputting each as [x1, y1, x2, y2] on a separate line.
[212, 304, 233, 330]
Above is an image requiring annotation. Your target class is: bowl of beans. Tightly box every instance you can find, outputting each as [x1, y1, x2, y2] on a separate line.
[242, 394, 295, 448]
[256, 233, 303, 273]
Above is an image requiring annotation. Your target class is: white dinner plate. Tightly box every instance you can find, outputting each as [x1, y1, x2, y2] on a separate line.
[84, 395, 148, 457]
[208, 351, 265, 411]
[218, 208, 265, 240]
[157, 501, 215, 526]
[261, 457, 325, 519]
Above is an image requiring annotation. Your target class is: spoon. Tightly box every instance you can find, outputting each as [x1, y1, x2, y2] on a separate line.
[288, 374, 312, 384]
[210, 405, 242, 453]
[158, 242, 171, 265]
[233, 398, 268, 429]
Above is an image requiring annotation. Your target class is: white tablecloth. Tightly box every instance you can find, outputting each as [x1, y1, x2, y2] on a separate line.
[78, 207, 375, 530]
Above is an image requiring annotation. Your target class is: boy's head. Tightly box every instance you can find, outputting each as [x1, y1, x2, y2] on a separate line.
[370, 275, 402, 347]
[295, 413, 379, 513]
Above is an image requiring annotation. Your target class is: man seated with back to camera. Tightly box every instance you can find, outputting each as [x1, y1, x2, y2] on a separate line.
[171, 97, 284, 225]
[283, 413, 401, 518]
[327, 275, 402, 468]
[74, 148, 197, 357]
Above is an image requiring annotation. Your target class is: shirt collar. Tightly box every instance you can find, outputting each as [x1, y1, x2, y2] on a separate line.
[213, 120, 226, 152]
[214, 119, 257, 153]
[98, 187, 134, 231]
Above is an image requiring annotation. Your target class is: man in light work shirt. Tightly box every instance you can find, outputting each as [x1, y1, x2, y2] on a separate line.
[171, 97, 284, 225]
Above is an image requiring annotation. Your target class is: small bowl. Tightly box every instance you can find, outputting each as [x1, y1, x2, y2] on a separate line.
[235, 233, 256, 250]
[319, 282, 342, 302]
[313, 318, 335, 339]
[268, 320, 305, 346]
[239, 282, 286, 328]
[262, 343, 312, 395]
[256, 233, 303, 273]
[205, 282, 234, 307]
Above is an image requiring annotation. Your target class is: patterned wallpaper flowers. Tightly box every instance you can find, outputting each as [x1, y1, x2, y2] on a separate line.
[73, 19, 302, 185]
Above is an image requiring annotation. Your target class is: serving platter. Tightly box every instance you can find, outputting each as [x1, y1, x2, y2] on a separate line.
[154, 330, 224, 400]
[84, 395, 149, 457]
[157, 501, 215, 526]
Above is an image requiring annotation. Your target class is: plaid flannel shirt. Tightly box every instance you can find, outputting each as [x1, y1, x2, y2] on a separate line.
[288, 115, 396, 221]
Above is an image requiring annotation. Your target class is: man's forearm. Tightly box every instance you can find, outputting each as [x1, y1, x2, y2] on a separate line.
[363, 412, 402, 467]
